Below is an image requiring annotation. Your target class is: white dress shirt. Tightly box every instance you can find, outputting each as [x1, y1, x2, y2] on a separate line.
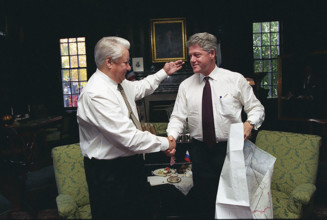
[77, 69, 169, 160]
[167, 66, 265, 142]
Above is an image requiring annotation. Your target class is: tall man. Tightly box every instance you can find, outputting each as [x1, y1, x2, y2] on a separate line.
[77, 36, 183, 219]
[167, 32, 265, 219]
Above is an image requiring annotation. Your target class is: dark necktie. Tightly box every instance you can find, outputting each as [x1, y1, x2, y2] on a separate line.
[202, 77, 216, 148]
[118, 84, 142, 130]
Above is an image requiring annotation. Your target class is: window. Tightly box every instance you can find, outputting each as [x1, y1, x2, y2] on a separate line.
[59, 37, 87, 108]
[253, 21, 280, 98]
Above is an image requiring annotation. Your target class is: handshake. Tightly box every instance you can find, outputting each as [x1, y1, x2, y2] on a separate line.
[164, 136, 176, 157]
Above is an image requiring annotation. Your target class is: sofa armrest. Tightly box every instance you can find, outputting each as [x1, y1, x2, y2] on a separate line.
[288, 183, 316, 213]
[56, 194, 79, 218]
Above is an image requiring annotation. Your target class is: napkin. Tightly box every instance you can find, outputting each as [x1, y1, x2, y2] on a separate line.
[147, 176, 168, 186]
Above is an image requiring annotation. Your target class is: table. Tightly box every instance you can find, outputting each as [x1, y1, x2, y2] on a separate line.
[145, 162, 196, 219]
[16, 116, 63, 132]
[2, 116, 63, 170]
[147, 163, 193, 195]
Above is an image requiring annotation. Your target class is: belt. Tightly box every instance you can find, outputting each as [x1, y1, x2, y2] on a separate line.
[84, 154, 143, 163]
[192, 138, 227, 147]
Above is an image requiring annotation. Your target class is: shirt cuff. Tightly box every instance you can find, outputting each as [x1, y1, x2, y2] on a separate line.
[159, 136, 169, 151]
[246, 119, 259, 130]
[167, 131, 179, 141]
[158, 68, 169, 79]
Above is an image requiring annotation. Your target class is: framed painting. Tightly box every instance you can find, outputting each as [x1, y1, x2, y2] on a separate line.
[150, 18, 187, 63]
[278, 51, 327, 120]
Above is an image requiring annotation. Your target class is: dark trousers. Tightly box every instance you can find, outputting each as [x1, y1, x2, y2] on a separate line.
[84, 155, 150, 220]
[188, 139, 227, 220]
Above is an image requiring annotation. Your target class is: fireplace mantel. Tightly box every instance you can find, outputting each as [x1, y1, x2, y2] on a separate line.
[136, 71, 193, 94]
[135, 71, 192, 122]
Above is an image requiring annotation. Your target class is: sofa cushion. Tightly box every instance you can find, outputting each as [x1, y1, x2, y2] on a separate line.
[255, 130, 320, 195]
[271, 189, 300, 219]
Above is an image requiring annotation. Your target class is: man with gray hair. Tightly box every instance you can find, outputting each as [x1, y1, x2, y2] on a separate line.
[167, 32, 265, 219]
[77, 36, 184, 219]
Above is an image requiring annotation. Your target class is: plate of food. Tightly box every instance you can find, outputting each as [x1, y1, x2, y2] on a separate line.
[167, 175, 181, 183]
[152, 167, 175, 176]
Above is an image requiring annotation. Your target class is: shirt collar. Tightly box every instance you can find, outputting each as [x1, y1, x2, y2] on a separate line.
[198, 65, 219, 82]
[96, 68, 120, 88]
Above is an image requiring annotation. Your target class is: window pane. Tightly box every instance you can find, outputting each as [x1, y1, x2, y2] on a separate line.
[71, 69, 79, 81]
[78, 42, 86, 54]
[69, 38, 76, 43]
[253, 47, 261, 59]
[253, 23, 261, 33]
[60, 39, 68, 43]
[72, 95, 79, 107]
[62, 70, 70, 81]
[271, 46, 279, 58]
[254, 60, 263, 72]
[271, 33, 279, 45]
[79, 55, 87, 67]
[272, 59, 278, 72]
[80, 69, 87, 81]
[61, 56, 70, 68]
[70, 56, 78, 68]
[60, 43, 69, 55]
[63, 95, 72, 107]
[253, 34, 261, 46]
[63, 82, 71, 94]
[270, 21, 279, 32]
[77, 37, 85, 42]
[261, 33, 270, 46]
[272, 72, 278, 84]
[262, 74, 269, 85]
[262, 22, 270, 32]
[72, 82, 79, 94]
[69, 43, 77, 55]
[263, 60, 271, 72]
[262, 46, 270, 58]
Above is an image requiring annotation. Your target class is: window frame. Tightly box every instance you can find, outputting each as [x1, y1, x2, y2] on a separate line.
[252, 21, 281, 99]
[59, 37, 88, 109]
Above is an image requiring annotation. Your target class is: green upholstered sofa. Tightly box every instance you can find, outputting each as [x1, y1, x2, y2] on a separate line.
[255, 130, 321, 219]
[52, 143, 91, 219]
[151, 123, 169, 136]
[151, 122, 189, 137]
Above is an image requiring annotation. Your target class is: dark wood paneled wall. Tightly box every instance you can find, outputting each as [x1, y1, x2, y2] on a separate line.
[1, 0, 327, 131]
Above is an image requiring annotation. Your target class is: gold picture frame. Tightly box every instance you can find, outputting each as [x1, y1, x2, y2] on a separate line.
[150, 18, 187, 63]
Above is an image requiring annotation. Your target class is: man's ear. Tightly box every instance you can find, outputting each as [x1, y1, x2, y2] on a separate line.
[209, 49, 216, 58]
[106, 57, 113, 68]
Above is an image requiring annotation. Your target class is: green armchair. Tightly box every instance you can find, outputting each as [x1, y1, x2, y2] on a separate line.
[52, 143, 91, 219]
[151, 123, 168, 136]
[255, 130, 321, 219]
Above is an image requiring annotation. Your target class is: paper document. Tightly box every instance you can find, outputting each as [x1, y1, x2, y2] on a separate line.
[215, 123, 276, 219]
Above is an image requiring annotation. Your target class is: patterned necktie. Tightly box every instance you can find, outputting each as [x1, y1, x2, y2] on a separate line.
[202, 77, 216, 148]
[118, 84, 142, 130]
